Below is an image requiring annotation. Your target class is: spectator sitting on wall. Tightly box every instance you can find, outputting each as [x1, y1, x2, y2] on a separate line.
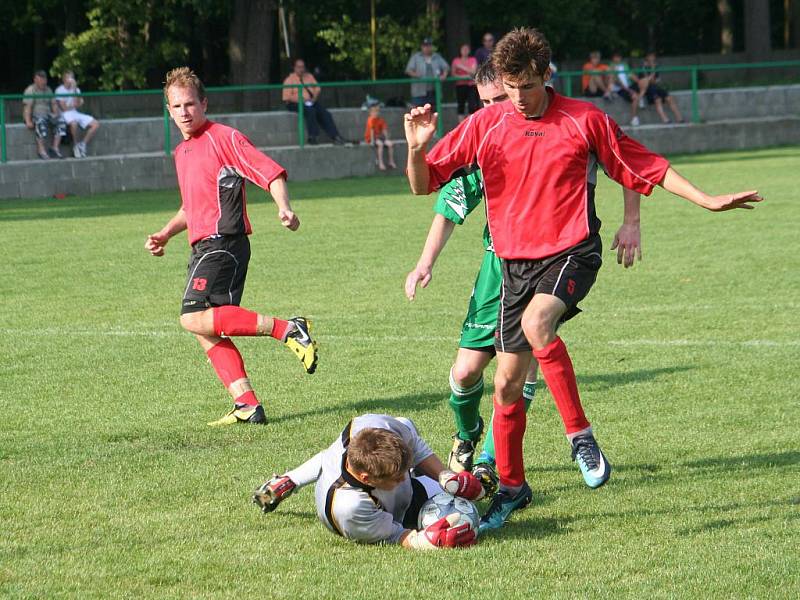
[364, 100, 396, 171]
[282, 58, 345, 145]
[451, 43, 480, 121]
[639, 51, 684, 124]
[55, 70, 100, 158]
[23, 70, 67, 160]
[581, 51, 612, 100]
[609, 52, 641, 126]
[405, 38, 449, 108]
[474, 32, 494, 65]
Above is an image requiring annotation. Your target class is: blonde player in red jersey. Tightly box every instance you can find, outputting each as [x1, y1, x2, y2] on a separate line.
[145, 67, 318, 426]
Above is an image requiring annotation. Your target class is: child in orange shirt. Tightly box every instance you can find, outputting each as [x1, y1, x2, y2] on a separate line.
[364, 104, 396, 170]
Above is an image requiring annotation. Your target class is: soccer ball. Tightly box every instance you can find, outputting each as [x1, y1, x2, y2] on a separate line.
[417, 492, 480, 531]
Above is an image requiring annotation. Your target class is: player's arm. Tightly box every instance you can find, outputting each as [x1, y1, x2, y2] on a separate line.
[405, 214, 455, 300]
[610, 188, 642, 268]
[145, 208, 187, 257]
[267, 175, 299, 231]
[404, 104, 438, 194]
[659, 167, 762, 211]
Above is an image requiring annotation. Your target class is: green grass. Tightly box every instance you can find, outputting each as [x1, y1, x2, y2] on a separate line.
[1, 146, 798, 599]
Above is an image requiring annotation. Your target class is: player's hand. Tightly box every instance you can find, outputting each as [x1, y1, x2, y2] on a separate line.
[279, 209, 300, 231]
[439, 469, 485, 501]
[610, 223, 642, 268]
[404, 265, 432, 300]
[700, 190, 763, 211]
[145, 232, 169, 257]
[406, 514, 476, 550]
[404, 104, 438, 151]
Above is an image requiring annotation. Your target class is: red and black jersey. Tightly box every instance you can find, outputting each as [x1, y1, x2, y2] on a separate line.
[425, 88, 670, 260]
[174, 120, 287, 245]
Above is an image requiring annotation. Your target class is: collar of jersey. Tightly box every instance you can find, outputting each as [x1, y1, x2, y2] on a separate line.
[340, 451, 375, 492]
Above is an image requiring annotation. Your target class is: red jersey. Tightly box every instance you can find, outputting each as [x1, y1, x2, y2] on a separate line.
[425, 88, 670, 260]
[174, 120, 287, 245]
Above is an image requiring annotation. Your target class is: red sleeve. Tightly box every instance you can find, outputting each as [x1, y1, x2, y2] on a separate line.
[424, 115, 480, 193]
[228, 129, 287, 189]
[585, 111, 669, 195]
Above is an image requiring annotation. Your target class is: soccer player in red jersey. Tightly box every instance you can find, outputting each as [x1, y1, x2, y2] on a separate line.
[404, 28, 762, 532]
[145, 67, 318, 426]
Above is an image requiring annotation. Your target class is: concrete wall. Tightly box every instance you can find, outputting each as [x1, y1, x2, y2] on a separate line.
[2, 115, 799, 200]
[4, 84, 798, 161]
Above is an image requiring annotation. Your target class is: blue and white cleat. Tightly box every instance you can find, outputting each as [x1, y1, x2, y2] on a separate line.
[478, 482, 533, 533]
[570, 432, 611, 488]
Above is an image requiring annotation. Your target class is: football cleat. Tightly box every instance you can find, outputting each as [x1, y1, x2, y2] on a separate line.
[207, 404, 266, 426]
[284, 316, 318, 374]
[478, 482, 533, 533]
[253, 474, 296, 513]
[471, 460, 499, 498]
[570, 432, 611, 489]
[446, 417, 483, 473]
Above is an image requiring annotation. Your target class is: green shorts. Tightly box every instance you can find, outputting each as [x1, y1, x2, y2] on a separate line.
[459, 249, 502, 351]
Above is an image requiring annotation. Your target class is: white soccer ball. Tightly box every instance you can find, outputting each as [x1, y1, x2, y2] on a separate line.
[417, 492, 480, 531]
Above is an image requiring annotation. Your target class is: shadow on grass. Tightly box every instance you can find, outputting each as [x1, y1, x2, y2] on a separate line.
[575, 365, 695, 391]
[267, 391, 446, 425]
[479, 516, 569, 541]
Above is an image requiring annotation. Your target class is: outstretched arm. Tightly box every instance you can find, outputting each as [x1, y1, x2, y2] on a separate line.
[145, 208, 187, 256]
[659, 167, 763, 211]
[610, 188, 642, 268]
[405, 214, 456, 300]
[404, 104, 438, 194]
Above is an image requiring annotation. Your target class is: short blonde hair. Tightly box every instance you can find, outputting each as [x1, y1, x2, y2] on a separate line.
[164, 67, 206, 103]
[348, 428, 412, 481]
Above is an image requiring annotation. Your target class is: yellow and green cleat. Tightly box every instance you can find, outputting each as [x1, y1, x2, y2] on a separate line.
[284, 316, 318, 374]
[207, 404, 267, 426]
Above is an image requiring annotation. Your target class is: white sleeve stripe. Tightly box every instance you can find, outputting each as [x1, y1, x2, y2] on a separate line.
[603, 114, 658, 187]
[429, 112, 478, 166]
[557, 109, 590, 148]
[230, 130, 274, 188]
[477, 112, 513, 158]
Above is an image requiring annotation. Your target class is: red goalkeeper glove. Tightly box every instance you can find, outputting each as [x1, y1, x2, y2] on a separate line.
[439, 469, 485, 500]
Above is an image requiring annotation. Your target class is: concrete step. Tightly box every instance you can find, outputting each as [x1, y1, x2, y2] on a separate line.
[3, 84, 798, 162]
[1, 115, 798, 200]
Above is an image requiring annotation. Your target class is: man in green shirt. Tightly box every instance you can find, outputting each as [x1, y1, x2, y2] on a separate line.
[405, 62, 644, 494]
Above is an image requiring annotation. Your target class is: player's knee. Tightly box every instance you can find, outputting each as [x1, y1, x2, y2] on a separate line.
[494, 372, 522, 404]
[179, 312, 203, 333]
[451, 362, 482, 388]
[522, 311, 556, 348]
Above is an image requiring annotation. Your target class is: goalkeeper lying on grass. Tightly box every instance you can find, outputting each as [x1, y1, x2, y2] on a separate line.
[253, 413, 485, 549]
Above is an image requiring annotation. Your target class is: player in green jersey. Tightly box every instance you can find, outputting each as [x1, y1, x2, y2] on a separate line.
[405, 61, 644, 494]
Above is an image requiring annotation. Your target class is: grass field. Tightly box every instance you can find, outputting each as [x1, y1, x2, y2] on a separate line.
[1, 146, 798, 599]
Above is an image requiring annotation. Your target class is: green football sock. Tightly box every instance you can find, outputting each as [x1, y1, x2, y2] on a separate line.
[448, 370, 484, 441]
[480, 381, 536, 462]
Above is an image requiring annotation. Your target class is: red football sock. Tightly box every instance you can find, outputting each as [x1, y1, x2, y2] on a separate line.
[270, 318, 290, 341]
[492, 395, 527, 488]
[206, 339, 259, 406]
[533, 337, 590, 434]
[213, 306, 259, 336]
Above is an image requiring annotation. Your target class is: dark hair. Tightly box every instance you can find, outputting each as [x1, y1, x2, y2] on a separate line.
[34, 70, 47, 78]
[475, 61, 497, 86]
[492, 27, 551, 81]
[348, 428, 413, 481]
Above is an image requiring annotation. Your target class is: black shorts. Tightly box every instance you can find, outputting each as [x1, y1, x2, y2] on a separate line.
[455, 85, 480, 115]
[645, 85, 669, 104]
[616, 85, 638, 103]
[495, 235, 603, 353]
[181, 235, 250, 315]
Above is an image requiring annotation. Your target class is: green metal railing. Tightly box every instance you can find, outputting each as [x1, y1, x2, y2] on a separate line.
[0, 60, 798, 163]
